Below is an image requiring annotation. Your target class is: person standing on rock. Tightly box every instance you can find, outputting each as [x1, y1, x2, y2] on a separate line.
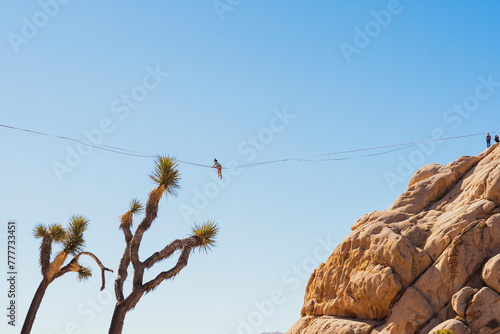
[495, 135, 499, 144]
[486, 133, 491, 147]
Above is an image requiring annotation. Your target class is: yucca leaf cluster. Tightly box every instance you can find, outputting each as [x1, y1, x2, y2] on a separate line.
[34, 215, 89, 255]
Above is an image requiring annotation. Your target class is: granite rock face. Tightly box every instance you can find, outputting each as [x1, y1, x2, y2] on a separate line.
[286, 145, 500, 334]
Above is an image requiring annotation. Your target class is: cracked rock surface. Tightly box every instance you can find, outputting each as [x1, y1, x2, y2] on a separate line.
[286, 145, 500, 334]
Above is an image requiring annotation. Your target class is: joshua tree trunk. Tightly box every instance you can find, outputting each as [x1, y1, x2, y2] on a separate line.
[21, 279, 49, 334]
[108, 303, 128, 334]
[108, 290, 144, 334]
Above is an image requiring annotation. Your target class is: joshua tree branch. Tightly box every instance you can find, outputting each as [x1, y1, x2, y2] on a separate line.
[143, 235, 203, 269]
[115, 225, 133, 301]
[80, 252, 114, 290]
[115, 253, 130, 301]
[128, 186, 165, 287]
[56, 252, 113, 290]
[122, 227, 133, 244]
[142, 246, 193, 294]
[130, 186, 164, 270]
[39, 235, 53, 277]
[142, 239, 183, 269]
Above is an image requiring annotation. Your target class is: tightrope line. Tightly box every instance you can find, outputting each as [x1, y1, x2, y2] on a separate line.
[0, 123, 494, 169]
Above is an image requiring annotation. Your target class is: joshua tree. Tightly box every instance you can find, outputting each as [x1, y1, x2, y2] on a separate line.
[22, 215, 113, 334]
[109, 156, 219, 334]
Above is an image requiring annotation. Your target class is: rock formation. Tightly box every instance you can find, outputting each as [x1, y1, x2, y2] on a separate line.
[286, 145, 500, 334]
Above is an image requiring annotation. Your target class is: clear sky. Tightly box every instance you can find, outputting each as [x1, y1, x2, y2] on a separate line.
[1, 1, 499, 334]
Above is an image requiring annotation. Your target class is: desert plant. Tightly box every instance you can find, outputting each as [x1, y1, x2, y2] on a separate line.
[432, 330, 453, 334]
[108, 156, 219, 334]
[21, 215, 112, 334]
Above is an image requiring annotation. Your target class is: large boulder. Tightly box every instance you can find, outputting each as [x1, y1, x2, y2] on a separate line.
[427, 319, 472, 334]
[451, 287, 477, 318]
[482, 254, 500, 294]
[286, 145, 500, 334]
[465, 287, 500, 334]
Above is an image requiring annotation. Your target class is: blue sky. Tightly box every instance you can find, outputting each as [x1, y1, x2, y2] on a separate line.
[1, 1, 500, 333]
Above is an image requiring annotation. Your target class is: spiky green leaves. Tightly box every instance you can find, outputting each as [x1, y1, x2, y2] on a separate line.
[191, 220, 219, 253]
[129, 198, 144, 214]
[149, 155, 180, 196]
[33, 223, 65, 241]
[63, 215, 89, 255]
[33, 217, 87, 254]
[77, 266, 92, 281]
[120, 198, 144, 229]
[33, 224, 47, 238]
